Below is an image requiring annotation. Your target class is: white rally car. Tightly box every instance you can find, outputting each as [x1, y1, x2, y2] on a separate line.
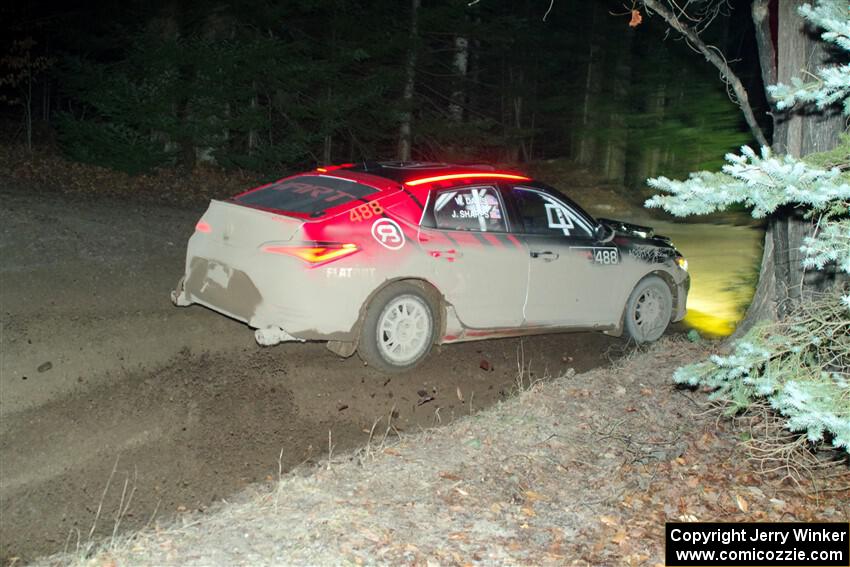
[172, 162, 689, 372]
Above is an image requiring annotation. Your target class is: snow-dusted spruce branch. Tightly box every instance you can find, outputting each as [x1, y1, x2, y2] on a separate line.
[802, 217, 850, 273]
[770, 64, 850, 115]
[674, 294, 850, 450]
[645, 145, 850, 218]
[644, 152, 850, 455]
[646, 0, 850, 453]
[801, 0, 850, 50]
[769, 2, 850, 114]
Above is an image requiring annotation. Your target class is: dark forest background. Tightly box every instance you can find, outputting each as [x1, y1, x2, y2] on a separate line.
[1, 0, 764, 187]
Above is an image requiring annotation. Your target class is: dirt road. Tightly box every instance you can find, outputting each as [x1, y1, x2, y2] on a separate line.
[0, 185, 626, 563]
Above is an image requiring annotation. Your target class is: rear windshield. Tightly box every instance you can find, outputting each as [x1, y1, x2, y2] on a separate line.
[234, 175, 378, 215]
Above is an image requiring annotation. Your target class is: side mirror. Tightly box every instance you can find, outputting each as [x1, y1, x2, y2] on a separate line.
[595, 223, 615, 243]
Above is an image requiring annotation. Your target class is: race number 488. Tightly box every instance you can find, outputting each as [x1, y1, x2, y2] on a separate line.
[594, 249, 619, 265]
[350, 201, 384, 222]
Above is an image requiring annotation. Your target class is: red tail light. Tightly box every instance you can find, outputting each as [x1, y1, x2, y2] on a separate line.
[262, 243, 359, 264]
[195, 221, 212, 233]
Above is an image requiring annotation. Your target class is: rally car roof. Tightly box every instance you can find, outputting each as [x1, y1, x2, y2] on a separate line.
[339, 161, 502, 184]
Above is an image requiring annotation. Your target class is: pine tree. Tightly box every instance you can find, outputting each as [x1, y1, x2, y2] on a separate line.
[645, 1, 850, 452]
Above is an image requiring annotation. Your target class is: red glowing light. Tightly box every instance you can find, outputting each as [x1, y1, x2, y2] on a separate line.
[263, 243, 359, 264]
[405, 172, 530, 187]
[195, 221, 212, 233]
[316, 163, 354, 173]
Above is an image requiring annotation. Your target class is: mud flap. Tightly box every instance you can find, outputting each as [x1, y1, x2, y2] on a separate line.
[255, 327, 306, 347]
[171, 276, 191, 307]
[326, 340, 357, 358]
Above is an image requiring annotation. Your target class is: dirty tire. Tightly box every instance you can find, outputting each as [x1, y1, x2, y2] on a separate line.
[624, 275, 673, 344]
[357, 282, 437, 373]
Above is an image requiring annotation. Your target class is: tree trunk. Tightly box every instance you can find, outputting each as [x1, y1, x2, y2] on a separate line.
[630, 77, 666, 185]
[248, 81, 259, 155]
[604, 28, 633, 184]
[165, 1, 196, 171]
[737, 0, 844, 334]
[751, 0, 776, 88]
[397, 0, 420, 162]
[577, 4, 599, 165]
[449, 36, 469, 122]
[323, 86, 333, 164]
[25, 66, 33, 152]
[790, 0, 846, 296]
[513, 91, 527, 161]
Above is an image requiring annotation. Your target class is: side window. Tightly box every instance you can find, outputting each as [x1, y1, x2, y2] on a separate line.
[432, 186, 507, 232]
[510, 187, 594, 238]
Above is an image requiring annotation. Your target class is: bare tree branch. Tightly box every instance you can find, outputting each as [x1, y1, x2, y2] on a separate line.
[641, 0, 769, 148]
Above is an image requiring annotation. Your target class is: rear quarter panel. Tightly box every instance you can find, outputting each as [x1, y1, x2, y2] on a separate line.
[280, 190, 433, 339]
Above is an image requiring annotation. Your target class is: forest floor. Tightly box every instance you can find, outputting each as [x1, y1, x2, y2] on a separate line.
[0, 159, 628, 564]
[36, 339, 850, 567]
[2, 147, 844, 566]
[0, 148, 642, 564]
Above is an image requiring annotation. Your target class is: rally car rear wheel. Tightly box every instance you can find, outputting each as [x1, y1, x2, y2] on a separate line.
[358, 283, 437, 373]
[624, 275, 673, 344]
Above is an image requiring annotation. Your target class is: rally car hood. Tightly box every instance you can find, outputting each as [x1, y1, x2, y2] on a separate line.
[597, 217, 673, 246]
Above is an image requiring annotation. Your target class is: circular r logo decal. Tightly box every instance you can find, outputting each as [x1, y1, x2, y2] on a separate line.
[371, 218, 405, 250]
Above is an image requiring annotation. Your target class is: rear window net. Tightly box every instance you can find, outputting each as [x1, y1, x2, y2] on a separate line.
[234, 175, 378, 215]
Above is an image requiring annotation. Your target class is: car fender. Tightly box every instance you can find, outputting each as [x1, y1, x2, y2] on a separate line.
[343, 277, 447, 349]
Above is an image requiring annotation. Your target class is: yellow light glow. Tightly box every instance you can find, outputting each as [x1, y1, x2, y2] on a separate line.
[684, 294, 742, 337]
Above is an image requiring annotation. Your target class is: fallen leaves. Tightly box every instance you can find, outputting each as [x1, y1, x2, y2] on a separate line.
[1, 145, 262, 207]
[523, 490, 547, 502]
[44, 336, 848, 567]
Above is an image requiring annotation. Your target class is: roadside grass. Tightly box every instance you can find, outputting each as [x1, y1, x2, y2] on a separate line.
[34, 338, 848, 567]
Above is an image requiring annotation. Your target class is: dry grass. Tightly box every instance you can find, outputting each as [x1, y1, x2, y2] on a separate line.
[731, 401, 850, 495]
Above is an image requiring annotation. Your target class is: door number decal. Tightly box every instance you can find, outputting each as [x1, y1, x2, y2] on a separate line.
[571, 246, 619, 265]
[371, 218, 405, 250]
[593, 249, 619, 265]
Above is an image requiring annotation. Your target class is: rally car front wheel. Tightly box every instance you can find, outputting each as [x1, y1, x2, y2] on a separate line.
[358, 283, 437, 373]
[624, 275, 673, 344]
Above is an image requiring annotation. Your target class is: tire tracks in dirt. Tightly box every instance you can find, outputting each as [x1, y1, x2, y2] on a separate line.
[0, 183, 625, 563]
[1, 335, 622, 563]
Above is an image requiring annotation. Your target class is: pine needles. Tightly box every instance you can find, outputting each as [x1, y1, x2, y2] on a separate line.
[676, 293, 849, 452]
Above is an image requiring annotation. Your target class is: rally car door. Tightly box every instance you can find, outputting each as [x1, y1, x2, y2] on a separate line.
[419, 185, 529, 328]
[507, 186, 622, 327]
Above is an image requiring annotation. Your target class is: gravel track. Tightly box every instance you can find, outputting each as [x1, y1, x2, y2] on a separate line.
[0, 184, 626, 563]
